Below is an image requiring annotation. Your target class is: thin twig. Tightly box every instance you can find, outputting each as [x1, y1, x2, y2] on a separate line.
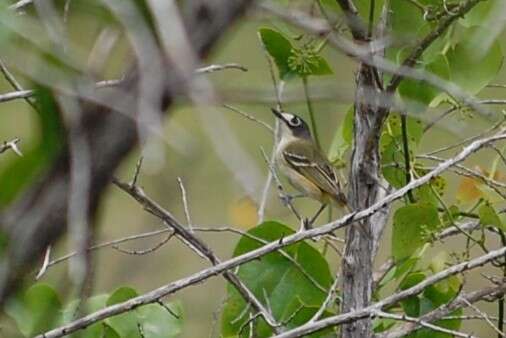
[463, 298, 505, 337]
[113, 173, 282, 332]
[379, 285, 506, 338]
[260, 147, 302, 221]
[426, 117, 505, 155]
[194, 63, 248, 74]
[223, 105, 273, 133]
[257, 31, 284, 222]
[35, 246, 52, 280]
[400, 112, 415, 202]
[112, 233, 174, 255]
[374, 311, 476, 338]
[0, 58, 38, 110]
[37, 131, 506, 338]
[310, 272, 340, 322]
[177, 177, 194, 233]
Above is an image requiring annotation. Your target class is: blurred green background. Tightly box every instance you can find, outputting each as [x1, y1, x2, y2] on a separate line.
[1, 7, 506, 337]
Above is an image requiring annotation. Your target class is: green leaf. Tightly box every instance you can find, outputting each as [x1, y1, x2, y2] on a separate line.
[446, 26, 503, 94]
[380, 114, 423, 188]
[259, 28, 295, 80]
[137, 302, 183, 338]
[103, 324, 121, 338]
[373, 317, 396, 333]
[460, 0, 503, 27]
[106, 287, 140, 338]
[398, 54, 450, 113]
[392, 204, 440, 262]
[390, 0, 426, 42]
[221, 221, 333, 338]
[0, 87, 65, 206]
[6, 284, 62, 337]
[328, 106, 354, 166]
[478, 201, 505, 231]
[62, 295, 108, 338]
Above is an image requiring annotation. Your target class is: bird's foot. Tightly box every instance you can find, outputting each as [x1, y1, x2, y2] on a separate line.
[298, 218, 313, 232]
[280, 193, 304, 207]
[280, 194, 294, 207]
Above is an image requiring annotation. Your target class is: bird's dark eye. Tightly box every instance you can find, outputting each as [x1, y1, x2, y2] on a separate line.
[290, 116, 301, 127]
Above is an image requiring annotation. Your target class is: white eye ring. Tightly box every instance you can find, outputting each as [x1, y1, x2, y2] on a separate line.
[290, 117, 301, 127]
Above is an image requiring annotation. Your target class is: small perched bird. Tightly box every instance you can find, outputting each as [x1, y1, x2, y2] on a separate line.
[271, 107, 347, 225]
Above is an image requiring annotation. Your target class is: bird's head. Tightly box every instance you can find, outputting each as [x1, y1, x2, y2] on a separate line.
[271, 108, 311, 140]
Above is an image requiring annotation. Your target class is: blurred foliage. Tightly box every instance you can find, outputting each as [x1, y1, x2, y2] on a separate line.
[6, 283, 182, 338]
[0, 87, 64, 207]
[1, 0, 506, 337]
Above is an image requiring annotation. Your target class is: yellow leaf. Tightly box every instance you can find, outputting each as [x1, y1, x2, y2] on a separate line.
[456, 176, 482, 203]
[228, 197, 259, 229]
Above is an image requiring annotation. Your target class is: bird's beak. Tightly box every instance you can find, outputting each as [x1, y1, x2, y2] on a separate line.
[271, 108, 288, 124]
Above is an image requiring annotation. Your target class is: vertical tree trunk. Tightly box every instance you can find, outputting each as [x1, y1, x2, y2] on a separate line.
[341, 63, 388, 338]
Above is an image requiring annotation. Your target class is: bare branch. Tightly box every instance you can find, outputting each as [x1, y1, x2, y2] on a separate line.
[195, 63, 248, 74]
[223, 104, 273, 133]
[462, 298, 505, 337]
[0, 58, 38, 110]
[112, 232, 174, 256]
[378, 285, 506, 338]
[273, 247, 506, 338]
[35, 246, 51, 280]
[375, 311, 476, 338]
[38, 131, 506, 338]
[112, 176, 282, 332]
[177, 177, 194, 233]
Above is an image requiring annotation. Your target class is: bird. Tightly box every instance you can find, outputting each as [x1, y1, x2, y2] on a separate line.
[271, 107, 347, 227]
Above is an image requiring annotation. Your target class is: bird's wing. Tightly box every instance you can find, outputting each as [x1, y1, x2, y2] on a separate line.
[282, 141, 340, 196]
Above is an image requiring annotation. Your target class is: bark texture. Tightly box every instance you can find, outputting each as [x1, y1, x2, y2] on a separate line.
[341, 63, 389, 338]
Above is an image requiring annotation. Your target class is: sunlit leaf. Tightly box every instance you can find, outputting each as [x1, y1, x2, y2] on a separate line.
[259, 28, 295, 80]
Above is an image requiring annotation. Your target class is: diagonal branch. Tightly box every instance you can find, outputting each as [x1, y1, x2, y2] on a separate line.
[377, 284, 506, 338]
[37, 130, 506, 338]
[112, 178, 281, 332]
[272, 246, 506, 338]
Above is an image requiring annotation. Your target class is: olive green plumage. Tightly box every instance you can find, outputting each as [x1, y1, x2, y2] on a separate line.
[271, 108, 347, 208]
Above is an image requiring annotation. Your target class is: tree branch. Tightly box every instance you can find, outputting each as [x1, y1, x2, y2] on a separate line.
[37, 130, 506, 338]
[112, 177, 281, 332]
[272, 246, 506, 338]
[377, 284, 506, 338]
[0, 0, 254, 305]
